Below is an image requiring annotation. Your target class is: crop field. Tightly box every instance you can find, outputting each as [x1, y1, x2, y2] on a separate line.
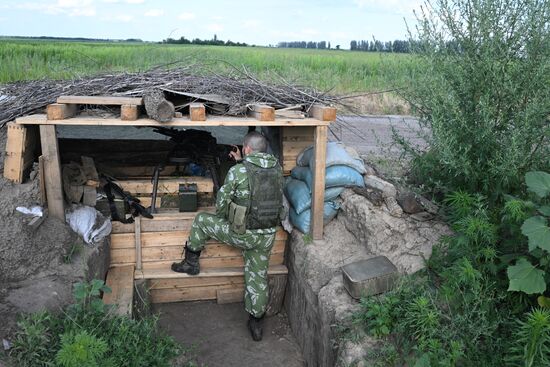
[0, 40, 416, 94]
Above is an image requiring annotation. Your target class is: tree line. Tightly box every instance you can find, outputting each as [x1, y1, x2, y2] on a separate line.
[161, 35, 248, 47]
[277, 39, 412, 53]
[277, 41, 339, 50]
[350, 39, 410, 53]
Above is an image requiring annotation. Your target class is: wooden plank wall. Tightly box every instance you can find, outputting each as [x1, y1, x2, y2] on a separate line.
[281, 126, 314, 175]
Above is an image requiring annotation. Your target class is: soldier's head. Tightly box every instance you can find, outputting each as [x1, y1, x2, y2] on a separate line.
[242, 131, 268, 156]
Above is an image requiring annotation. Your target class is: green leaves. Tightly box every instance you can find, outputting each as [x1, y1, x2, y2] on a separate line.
[526, 171, 550, 198]
[507, 258, 546, 295]
[522, 216, 550, 252]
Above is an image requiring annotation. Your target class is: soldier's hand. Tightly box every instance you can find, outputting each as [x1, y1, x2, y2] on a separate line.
[229, 145, 242, 161]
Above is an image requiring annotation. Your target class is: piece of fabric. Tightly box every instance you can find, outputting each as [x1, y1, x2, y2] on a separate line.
[296, 142, 366, 174]
[284, 178, 344, 214]
[216, 152, 283, 233]
[187, 212, 275, 317]
[289, 201, 340, 234]
[291, 165, 365, 190]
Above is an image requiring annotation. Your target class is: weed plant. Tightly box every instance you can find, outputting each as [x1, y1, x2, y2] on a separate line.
[8, 279, 188, 367]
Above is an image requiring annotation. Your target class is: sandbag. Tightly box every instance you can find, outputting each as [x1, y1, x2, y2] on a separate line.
[291, 165, 365, 190]
[284, 178, 344, 214]
[296, 142, 366, 174]
[290, 201, 340, 234]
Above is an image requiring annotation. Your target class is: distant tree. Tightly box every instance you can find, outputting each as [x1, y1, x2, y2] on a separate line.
[335, 45, 340, 50]
[350, 40, 357, 50]
[328, 42, 331, 49]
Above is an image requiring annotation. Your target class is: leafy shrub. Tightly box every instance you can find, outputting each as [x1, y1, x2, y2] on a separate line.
[397, 0, 550, 201]
[9, 280, 184, 367]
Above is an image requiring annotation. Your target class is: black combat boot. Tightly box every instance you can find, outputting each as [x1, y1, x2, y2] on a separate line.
[247, 314, 264, 341]
[171, 247, 201, 275]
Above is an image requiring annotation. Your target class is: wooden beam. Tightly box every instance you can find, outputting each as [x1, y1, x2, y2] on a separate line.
[57, 95, 143, 105]
[17, 114, 331, 127]
[249, 104, 275, 121]
[120, 105, 139, 121]
[189, 103, 206, 121]
[39, 125, 65, 221]
[308, 104, 337, 121]
[310, 125, 328, 240]
[46, 103, 77, 120]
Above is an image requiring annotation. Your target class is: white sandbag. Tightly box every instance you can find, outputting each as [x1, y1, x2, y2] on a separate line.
[296, 142, 366, 174]
[66, 205, 112, 246]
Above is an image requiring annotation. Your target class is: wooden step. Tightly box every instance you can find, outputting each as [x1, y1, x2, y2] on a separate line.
[136, 264, 288, 306]
[135, 264, 288, 280]
[103, 265, 134, 316]
[110, 240, 286, 266]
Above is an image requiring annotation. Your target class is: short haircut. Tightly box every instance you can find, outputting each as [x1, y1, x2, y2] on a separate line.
[243, 131, 268, 153]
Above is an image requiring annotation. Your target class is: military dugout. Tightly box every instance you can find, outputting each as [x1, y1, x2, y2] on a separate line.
[3, 95, 336, 314]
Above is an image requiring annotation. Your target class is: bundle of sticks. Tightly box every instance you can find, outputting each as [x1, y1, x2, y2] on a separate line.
[0, 62, 355, 128]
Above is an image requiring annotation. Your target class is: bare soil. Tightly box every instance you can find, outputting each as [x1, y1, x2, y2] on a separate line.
[155, 301, 304, 367]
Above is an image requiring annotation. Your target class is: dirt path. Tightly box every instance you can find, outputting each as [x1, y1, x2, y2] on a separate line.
[155, 302, 304, 367]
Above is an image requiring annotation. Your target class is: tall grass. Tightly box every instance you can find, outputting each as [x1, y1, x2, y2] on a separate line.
[0, 40, 416, 93]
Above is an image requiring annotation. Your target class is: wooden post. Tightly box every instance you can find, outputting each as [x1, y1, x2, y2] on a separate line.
[39, 125, 65, 221]
[3, 123, 27, 182]
[135, 216, 142, 271]
[310, 125, 328, 240]
[249, 104, 275, 121]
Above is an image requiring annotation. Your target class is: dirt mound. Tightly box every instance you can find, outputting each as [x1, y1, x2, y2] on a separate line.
[0, 176, 78, 283]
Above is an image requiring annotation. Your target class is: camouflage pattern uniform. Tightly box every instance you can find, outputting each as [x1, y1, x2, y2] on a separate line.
[187, 152, 282, 318]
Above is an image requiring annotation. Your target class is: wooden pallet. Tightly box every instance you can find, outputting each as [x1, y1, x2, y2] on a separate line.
[108, 209, 289, 309]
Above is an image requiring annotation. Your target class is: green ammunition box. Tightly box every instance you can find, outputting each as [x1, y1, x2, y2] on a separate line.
[179, 183, 198, 212]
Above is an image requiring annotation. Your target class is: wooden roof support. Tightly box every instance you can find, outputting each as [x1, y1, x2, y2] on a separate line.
[310, 125, 328, 240]
[308, 104, 337, 122]
[189, 103, 206, 121]
[249, 104, 275, 121]
[47, 103, 77, 120]
[39, 125, 65, 221]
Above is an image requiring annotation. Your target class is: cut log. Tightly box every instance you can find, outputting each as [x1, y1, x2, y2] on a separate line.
[144, 90, 175, 123]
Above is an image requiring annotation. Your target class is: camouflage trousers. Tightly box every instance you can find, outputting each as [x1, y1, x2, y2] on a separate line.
[187, 212, 276, 318]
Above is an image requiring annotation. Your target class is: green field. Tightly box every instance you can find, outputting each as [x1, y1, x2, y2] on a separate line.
[0, 40, 415, 94]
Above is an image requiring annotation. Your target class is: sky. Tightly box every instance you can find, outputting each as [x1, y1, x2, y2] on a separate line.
[0, 0, 422, 48]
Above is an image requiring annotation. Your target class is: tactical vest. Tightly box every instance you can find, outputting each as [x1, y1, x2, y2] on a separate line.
[228, 160, 283, 233]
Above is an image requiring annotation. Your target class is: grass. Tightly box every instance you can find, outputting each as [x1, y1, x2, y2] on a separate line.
[0, 40, 416, 94]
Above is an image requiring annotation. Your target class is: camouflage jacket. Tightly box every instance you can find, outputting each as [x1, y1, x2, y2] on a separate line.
[216, 152, 284, 234]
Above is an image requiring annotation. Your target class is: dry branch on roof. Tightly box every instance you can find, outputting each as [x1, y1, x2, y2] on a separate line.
[0, 63, 354, 128]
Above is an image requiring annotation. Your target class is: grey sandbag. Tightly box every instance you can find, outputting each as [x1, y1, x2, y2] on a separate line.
[291, 165, 365, 190]
[290, 201, 340, 234]
[296, 142, 366, 174]
[284, 178, 344, 214]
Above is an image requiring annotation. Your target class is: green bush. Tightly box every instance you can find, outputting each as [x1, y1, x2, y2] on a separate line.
[350, 173, 550, 366]
[8, 280, 186, 367]
[397, 0, 550, 201]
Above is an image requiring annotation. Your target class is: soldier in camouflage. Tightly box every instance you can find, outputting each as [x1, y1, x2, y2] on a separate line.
[171, 131, 284, 341]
